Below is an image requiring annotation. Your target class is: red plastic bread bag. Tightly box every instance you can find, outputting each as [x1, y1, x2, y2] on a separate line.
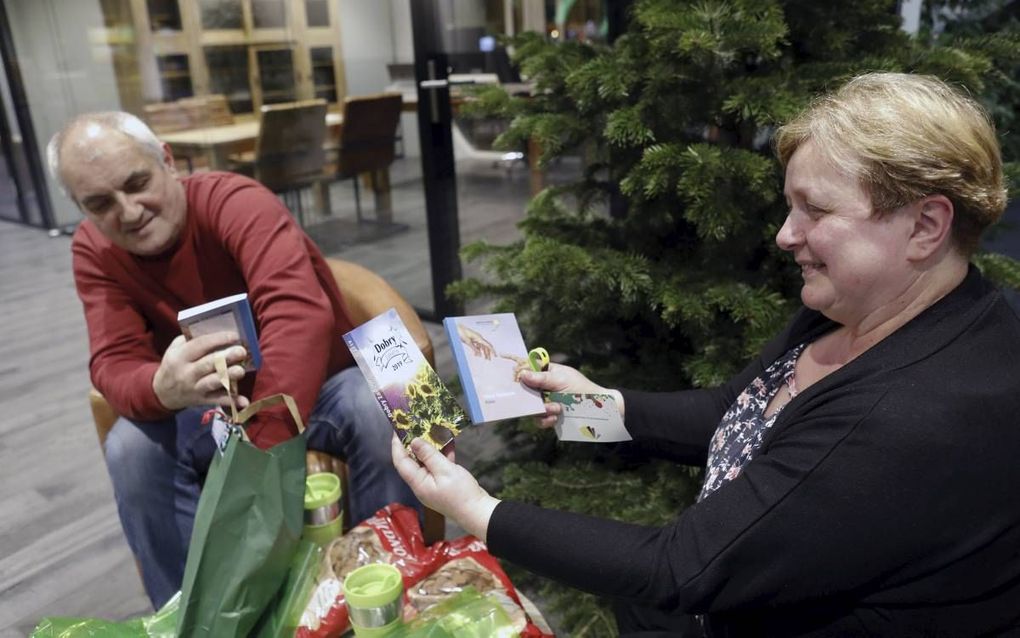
[295, 504, 553, 637]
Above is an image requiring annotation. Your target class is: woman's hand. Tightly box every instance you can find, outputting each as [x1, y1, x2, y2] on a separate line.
[517, 363, 625, 428]
[391, 435, 500, 542]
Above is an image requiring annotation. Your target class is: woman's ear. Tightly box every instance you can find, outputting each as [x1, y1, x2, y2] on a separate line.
[907, 194, 954, 261]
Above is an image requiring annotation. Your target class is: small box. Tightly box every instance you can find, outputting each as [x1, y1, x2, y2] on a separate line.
[177, 293, 262, 371]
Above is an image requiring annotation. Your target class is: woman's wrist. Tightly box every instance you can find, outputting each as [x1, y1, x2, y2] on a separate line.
[458, 493, 501, 543]
[602, 387, 625, 419]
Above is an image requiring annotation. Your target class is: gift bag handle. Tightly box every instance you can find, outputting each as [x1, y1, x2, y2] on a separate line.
[213, 351, 305, 434]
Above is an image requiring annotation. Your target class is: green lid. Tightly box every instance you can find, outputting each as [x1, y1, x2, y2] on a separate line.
[304, 472, 341, 510]
[303, 517, 343, 546]
[343, 563, 403, 608]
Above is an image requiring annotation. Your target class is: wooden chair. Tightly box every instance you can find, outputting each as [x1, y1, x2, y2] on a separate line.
[143, 100, 228, 174]
[89, 256, 444, 546]
[177, 94, 234, 128]
[142, 102, 191, 134]
[230, 99, 328, 226]
[327, 93, 403, 221]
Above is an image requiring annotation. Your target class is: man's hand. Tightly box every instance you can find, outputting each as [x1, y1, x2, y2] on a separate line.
[152, 332, 250, 411]
[517, 362, 625, 428]
[391, 435, 500, 542]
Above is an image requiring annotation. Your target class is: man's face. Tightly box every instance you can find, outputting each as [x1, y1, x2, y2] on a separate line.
[60, 127, 186, 256]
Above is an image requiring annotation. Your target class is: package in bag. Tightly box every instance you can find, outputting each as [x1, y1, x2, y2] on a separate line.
[30, 592, 180, 638]
[296, 504, 439, 638]
[254, 540, 324, 638]
[296, 504, 554, 638]
[389, 587, 517, 638]
[409, 536, 553, 637]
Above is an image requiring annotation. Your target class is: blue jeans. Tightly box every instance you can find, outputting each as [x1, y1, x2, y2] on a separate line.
[103, 367, 419, 609]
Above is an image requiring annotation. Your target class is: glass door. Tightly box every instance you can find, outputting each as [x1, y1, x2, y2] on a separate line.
[328, 0, 540, 320]
[0, 0, 549, 312]
[408, 0, 557, 319]
[409, 0, 462, 320]
[0, 77, 23, 224]
[0, 2, 51, 228]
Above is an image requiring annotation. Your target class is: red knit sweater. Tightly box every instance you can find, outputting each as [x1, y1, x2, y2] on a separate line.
[72, 171, 355, 448]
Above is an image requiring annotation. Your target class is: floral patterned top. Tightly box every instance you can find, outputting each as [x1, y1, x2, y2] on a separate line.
[698, 343, 808, 502]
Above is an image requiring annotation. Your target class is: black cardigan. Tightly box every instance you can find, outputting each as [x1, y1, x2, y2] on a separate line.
[488, 266, 1020, 636]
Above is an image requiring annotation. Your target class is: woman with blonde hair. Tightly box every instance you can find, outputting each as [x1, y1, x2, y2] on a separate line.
[395, 73, 1020, 636]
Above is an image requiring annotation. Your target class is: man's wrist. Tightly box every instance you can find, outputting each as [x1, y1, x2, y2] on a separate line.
[151, 367, 177, 411]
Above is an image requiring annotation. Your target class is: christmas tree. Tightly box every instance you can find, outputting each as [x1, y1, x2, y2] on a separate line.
[453, 1, 1020, 634]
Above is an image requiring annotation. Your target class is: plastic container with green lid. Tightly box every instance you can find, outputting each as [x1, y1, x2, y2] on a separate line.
[343, 563, 404, 637]
[303, 472, 342, 546]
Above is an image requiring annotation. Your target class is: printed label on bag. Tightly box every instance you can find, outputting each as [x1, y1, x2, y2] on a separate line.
[210, 413, 232, 453]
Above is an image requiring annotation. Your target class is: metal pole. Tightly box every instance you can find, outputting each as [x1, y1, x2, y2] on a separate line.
[410, 0, 463, 321]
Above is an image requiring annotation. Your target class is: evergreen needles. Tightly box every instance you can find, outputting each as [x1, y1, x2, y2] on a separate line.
[451, 2, 1020, 634]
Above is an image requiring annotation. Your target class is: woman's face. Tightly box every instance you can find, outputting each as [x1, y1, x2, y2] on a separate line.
[776, 141, 916, 326]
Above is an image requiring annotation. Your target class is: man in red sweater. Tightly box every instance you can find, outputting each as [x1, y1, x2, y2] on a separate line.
[48, 111, 419, 608]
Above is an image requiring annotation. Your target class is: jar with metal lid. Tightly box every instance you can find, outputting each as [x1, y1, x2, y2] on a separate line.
[343, 563, 404, 636]
[303, 472, 342, 546]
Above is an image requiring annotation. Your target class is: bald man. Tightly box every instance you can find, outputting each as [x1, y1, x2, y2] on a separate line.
[48, 111, 419, 608]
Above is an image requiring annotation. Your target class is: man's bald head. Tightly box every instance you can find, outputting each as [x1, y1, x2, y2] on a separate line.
[51, 110, 187, 256]
[47, 111, 164, 194]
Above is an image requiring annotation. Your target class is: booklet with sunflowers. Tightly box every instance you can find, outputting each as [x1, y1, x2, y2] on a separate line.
[343, 308, 466, 451]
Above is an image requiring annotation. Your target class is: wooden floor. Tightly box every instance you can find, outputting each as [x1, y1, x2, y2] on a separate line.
[0, 158, 540, 636]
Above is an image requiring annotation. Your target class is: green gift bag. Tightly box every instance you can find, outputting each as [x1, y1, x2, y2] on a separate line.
[176, 354, 309, 638]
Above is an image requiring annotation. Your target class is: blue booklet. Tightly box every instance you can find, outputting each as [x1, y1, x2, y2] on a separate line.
[344, 308, 466, 450]
[177, 293, 262, 371]
[443, 313, 545, 424]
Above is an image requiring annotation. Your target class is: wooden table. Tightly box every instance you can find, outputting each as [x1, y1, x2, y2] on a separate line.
[160, 112, 344, 170]
[159, 113, 398, 222]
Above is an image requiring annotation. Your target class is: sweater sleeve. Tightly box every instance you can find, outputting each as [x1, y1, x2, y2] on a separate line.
[488, 389, 899, 614]
[617, 363, 761, 464]
[204, 180, 335, 447]
[614, 319, 803, 464]
[486, 311, 939, 614]
[72, 230, 169, 420]
[618, 308, 836, 463]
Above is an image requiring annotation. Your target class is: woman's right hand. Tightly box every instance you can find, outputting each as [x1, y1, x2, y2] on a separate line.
[517, 363, 625, 428]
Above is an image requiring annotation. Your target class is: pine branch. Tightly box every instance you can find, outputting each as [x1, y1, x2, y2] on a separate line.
[454, 2, 1019, 633]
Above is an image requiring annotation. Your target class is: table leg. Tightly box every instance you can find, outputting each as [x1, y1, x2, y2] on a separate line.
[312, 180, 332, 219]
[370, 169, 393, 224]
[208, 146, 229, 171]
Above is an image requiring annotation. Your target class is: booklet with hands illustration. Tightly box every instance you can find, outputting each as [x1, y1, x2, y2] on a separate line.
[447, 314, 631, 442]
[443, 313, 546, 424]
